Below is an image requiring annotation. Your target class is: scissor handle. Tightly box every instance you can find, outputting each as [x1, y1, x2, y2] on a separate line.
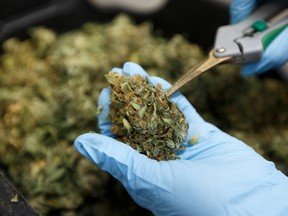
[214, 0, 288, 63]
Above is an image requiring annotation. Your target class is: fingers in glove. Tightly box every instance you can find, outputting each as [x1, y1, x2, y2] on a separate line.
[230, 0, 256, 23]
[74, 132, 172, 209]
[241, 27, 288, 76]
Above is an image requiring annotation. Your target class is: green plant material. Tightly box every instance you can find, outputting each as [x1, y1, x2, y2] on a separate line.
[188, 133, 200, 145]
[106, 71, 188, 161]
[0, 14, 203, 215]
[0, 13, 287, 216]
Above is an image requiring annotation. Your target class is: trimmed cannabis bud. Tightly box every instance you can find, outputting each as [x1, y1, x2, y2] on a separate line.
[1, 13, 287, 216]
[106, 71, 189, 161]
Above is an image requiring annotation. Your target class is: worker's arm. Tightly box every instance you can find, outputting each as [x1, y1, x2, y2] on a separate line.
[230, 0, 288, 76]
[74, 62, 288, 216]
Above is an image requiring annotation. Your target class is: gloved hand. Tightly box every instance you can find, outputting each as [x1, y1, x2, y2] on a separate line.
[74, 62, 288, 216]
[230, 0, 288, 76]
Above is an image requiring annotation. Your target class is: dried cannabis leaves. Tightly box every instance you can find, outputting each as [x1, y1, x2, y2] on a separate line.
[0, 12, 288, 216]
[106, 72, 188, 161]
[0, 14, 203, 215]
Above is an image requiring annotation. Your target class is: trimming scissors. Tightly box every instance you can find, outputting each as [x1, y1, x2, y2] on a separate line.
[167, 0, 288, 97]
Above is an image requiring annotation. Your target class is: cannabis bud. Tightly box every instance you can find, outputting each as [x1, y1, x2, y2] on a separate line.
[105, 71, 189, 161]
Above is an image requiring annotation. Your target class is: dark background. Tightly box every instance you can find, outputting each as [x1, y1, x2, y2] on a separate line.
[1, 1, 286, 215]
[0, 1, 229, 215]
[0, 0, 229, 51]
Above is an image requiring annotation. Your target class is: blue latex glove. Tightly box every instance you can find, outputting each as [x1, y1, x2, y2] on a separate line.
[230, 0, 288, 76]
[74, 62, 288, 215]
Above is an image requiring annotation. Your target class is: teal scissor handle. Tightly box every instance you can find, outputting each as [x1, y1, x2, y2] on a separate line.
[214, 0, 288, 63]
[261, 21, 287, 49]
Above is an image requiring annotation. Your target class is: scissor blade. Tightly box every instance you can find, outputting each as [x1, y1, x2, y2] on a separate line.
[167, 50, 232, 97]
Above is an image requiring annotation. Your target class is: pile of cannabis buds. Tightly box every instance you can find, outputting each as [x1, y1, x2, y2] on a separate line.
[0, 14, 287, 216]
[106, 71, 188, 161]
